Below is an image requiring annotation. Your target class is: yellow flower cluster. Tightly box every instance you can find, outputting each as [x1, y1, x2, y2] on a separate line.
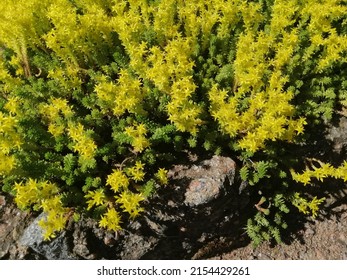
[67, 122, 97, 161]
[106, 169, 129, 193]
[290, 159, 347, 218]
[0, 0, 50, 47]
[208, 1, 313, 153]
[126, 161, 146, 182]
[95, 70, 145, 116]
[301, 0, 347, 72]
[99, 207, 122, 232]
[0, 0, 51, 79]
[0, 155, 16, 176]
[44, 0, 114, 67]
[210, 0, 347, 154]
[0, 60, 23, 93]
[38, 196, 69, 240]
[209, 83, 307, 153]
[4, 96, 21, 116]
[86, 161, 150, 230]
[89, 160, 157, 230]
[291, 192, 326, 218]
[39, 97, 73, 138]
[13, 179, 68, 240]
[0, 112, 22, 175]
[124, 123, 150, 153]
[156, 168, 169, 185]
[38, 97, 97, 166]
[14, 179, 59, 209]
[110, 0, 213, 135]
[84, 189, 106, 211]
[291, 160, 347, 186]
[47, 66, 82, 91]
[116, 191, 145, 219]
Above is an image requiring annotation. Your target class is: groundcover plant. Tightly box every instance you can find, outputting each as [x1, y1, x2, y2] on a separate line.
[0, 0, 347, 246]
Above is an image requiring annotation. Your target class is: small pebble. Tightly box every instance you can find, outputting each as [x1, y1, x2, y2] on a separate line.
[338, 233, 347, 245]
[305, 228, 315, 236]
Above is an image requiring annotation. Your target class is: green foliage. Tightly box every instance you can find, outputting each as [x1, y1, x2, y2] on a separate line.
[246, 214, 283, 248]
[239, 160, 271, 186]
[0, 0, 346, 244]
[246, 193, 289, 247]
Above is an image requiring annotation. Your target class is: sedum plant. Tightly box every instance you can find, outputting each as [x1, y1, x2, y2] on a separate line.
[0, 0, 346, 244]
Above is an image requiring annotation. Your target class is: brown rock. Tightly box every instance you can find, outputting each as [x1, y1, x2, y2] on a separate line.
[0, 195, 6, 209]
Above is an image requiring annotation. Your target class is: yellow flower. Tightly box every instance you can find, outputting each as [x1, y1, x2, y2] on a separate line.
[295, 117, 307, 135]
[99, 208, 122, 231]
[125, 123, 150, 152]
[127, 161, 145, 182]
[106, 169, 129, 193]
[48, 123, 65, 137]
[156, 168, 168, 185]
[67, 122, 84, 141]
[85, 189, 106, 210]
[4, 96, 20, 115]
[116, 191, 144, 219]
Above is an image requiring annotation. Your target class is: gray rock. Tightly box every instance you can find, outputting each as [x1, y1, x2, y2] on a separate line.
[120, 233, 159, 260]
[19, 213, 45, 247]
[19, 213, 76, 260]
[326, 116, 347, 153]
[173, 155, 236, 206]
[185, 178, 221, 206]
[171, 155, 236, 183]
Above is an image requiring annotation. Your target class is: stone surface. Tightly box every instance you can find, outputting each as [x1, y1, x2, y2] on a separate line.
[19, 213, 76, 260]
[175, 155, 237, 206]
[185, 178, 221, 206]
[326, 115, 347, 154]
[18, 213, 45, 248]
[0, 198, 33, 259]
[120, 233, 159, 260]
